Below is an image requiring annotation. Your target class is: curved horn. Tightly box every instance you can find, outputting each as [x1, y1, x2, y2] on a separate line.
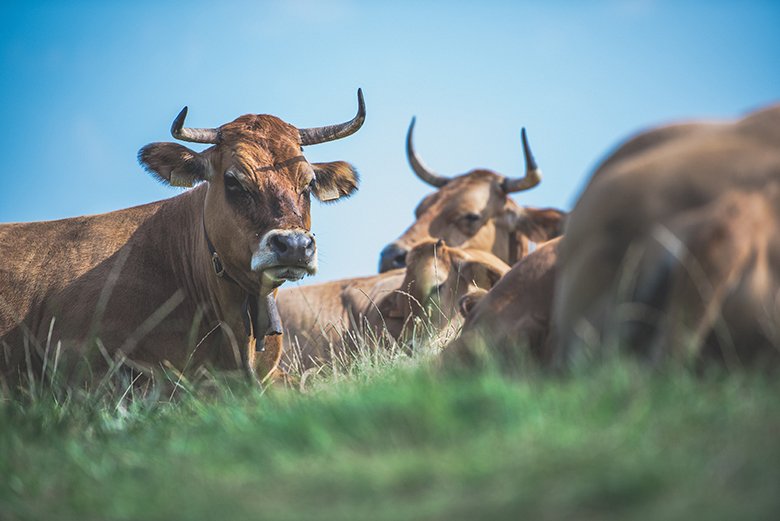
[170, 107, 220, 144]
[502, 127, 542, 193]
[406, 117, 450, 188]
[298, 89, 366, 146]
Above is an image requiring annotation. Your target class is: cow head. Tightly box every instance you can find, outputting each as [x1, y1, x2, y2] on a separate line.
[138, 90, 365, 294]
[377, 239, 509, 335]
[378, 118, 565, 272]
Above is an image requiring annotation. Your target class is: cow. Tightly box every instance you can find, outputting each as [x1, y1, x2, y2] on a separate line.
[378, 118, 566, 272]
[554, 104, 780, 368]
[278, 239, 510, 370]
[441, 237, 560, 372]
[0, 91, 366, 390]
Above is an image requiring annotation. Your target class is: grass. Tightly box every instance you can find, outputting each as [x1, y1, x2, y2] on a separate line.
[1, 350, 779, 521]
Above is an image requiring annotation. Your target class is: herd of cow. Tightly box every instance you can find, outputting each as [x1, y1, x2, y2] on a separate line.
[1, 91, 778, 391]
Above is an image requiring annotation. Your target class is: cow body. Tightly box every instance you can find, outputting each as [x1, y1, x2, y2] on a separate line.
[555, 104, 780, 366]
[0, 93, 366, 388]
[442, 238, 560, 371]
[0, 187, 272, 383]
[278, 270, 405, 368]
[280, 241, 510, 369]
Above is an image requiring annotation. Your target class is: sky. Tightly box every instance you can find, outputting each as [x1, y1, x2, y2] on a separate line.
[1, 0, 778, 284]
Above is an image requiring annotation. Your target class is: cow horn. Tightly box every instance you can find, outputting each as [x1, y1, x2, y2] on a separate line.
[298, 89, 366, 146]
[406, 117, 450, 188]
[170, 107, 220, 144]
[502, 128, 542, 193]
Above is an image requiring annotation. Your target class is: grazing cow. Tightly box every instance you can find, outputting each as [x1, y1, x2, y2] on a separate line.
[554, 104, 780, 367]
[0, 91, 366, 389]
[278, 240, 510, 369]
[378, 118, 566, 272]
[442, 238, 560, 371]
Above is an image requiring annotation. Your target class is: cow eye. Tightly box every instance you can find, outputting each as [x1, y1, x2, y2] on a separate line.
[224, 171, 245, 192]
[301, 177, 316, 195]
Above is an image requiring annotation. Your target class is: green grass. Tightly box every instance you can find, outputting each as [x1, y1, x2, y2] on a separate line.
[1, 357, 779, 521]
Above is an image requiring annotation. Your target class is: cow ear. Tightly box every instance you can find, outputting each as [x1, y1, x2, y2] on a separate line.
[457, 258, 507, 290]
[311, 161, 359, 202]
[515, 207, 567, 243]
[138, 142, 209, 188]
[458, 289, 487, 318]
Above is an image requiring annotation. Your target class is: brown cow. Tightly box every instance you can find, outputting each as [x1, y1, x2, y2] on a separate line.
[378, 118, 566, 272]
[442, 238, 560, 372]
[0, 91, 366, 389]
[555, 104, 780, 367]
[278, 239, 510, 369]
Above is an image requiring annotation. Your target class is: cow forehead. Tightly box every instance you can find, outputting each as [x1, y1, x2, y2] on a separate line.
[219, 113, 300, 143]
[411, 242, 478, 277]
[428, 171, 504, 213]
[406, 244, 453, 284]
[227, 140, 304, 172]
[407, 241, 448, 263]
[213, 115, 305, 178]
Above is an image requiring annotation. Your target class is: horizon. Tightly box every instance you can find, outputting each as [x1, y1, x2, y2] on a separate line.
[1, 1, 778, 283]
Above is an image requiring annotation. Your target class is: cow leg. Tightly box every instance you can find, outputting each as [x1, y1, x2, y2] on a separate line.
[254, 334, 285, 383]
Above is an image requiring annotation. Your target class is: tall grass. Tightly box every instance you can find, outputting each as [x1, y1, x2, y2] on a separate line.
[1, 334, 779, 521]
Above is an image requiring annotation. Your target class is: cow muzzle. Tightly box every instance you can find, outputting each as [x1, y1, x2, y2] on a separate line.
[251, 229, 317, 283]
[379, 242, 408, 272]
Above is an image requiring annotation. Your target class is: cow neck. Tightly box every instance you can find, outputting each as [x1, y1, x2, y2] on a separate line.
[202, 212, 243, 290]
[201, 212, 282, 351]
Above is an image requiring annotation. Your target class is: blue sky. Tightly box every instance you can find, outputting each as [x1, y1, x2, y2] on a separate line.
[1, 1, 778, 283]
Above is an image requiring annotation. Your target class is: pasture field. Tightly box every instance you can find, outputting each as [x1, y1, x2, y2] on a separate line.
[1, 353, 779, 521]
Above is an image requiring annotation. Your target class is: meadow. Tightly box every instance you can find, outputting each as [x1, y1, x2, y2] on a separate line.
[1, 344, 779, 521]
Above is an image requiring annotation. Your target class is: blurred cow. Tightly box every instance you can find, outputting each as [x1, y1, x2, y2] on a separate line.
[441, 238, 560, 372]
[378, 118, 565, 272]
[279, 240, 509, 369]
[555, 104, 780, 367]
[0, 91, 366, 388]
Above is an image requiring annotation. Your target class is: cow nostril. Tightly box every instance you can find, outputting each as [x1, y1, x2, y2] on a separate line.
[304, 237, 315, 256]
[268, 232, 315, 264]
[270, 235, 288, 254]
